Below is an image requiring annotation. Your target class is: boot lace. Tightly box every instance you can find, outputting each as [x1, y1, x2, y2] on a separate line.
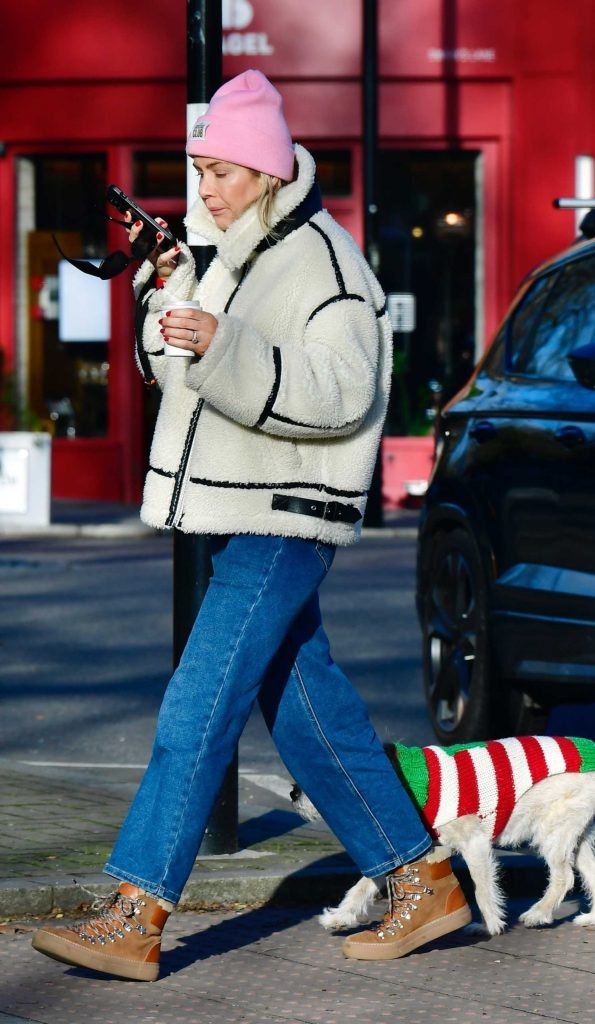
[68, 889, 148, 946]
[375, 864, 433, 939]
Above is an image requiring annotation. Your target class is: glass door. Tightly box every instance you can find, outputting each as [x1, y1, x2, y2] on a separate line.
[377, 149, 479, 435]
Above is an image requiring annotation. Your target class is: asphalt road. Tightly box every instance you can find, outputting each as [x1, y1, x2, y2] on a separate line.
[0, 532, 435, 778]
[2, 528, 593, 789]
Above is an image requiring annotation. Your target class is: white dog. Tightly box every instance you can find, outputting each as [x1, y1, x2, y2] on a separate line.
[291, 735, 595, 936]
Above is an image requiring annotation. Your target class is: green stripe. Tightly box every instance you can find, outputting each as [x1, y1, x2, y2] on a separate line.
[568, 737, 595, 772]
[394, 744, 429, 807]
[440, 740, 490, 756]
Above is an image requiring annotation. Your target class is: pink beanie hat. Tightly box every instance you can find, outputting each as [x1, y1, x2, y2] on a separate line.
[186, 69, 295, 182]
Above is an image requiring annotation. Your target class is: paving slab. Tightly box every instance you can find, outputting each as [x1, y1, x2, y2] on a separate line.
[0, 901, 593, 1024]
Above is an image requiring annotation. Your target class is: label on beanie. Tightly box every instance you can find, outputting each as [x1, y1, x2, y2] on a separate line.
[191, 121, 210, 139]
[393, 736, 595, 839]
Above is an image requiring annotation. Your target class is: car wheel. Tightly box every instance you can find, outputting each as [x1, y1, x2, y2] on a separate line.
[421, 528, 494, 743]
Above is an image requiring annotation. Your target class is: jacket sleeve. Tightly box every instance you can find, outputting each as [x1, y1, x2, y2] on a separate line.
[132, 244, 198, 389]
[184, 296, 381, 439]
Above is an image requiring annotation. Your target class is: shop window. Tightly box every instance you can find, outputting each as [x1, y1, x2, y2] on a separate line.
[19, 154, 109, 438]
[133, 151, 187, 198]
[309, 149, 352, 196]
[34, 154, 106, 257]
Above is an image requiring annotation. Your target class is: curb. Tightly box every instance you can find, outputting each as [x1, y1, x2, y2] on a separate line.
[0, 522, 158, 540]
[0, 851, 552, 920]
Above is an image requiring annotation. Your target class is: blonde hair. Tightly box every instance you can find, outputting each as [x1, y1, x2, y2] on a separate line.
[255, 173, 283, 232]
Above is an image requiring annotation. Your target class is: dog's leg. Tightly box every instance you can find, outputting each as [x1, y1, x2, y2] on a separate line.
[572, 830, 595, 927]
[318, 875, 383, 931]
[519, 842, 575, 928]
[441, 822, 507, 936]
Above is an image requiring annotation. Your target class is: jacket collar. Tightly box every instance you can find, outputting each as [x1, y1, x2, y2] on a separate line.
[184, 144, 320, 271]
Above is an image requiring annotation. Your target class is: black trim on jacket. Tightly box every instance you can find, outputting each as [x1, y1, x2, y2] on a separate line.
[254, 180, 323, 255]
[164, 399, 204, 528]
[135, 276, 160, 386]
[185, 475, 367, 498]
[256, 346, 282, 427]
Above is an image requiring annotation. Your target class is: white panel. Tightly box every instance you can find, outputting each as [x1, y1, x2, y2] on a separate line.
[58, 260, 110, 342]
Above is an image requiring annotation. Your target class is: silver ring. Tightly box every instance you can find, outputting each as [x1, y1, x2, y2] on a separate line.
[191, 330, 198, 345]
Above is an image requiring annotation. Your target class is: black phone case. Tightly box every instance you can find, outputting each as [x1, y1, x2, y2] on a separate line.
[106, 185, 177, 248]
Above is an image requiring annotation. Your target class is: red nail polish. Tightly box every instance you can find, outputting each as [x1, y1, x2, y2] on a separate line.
[160, 328, 164, 334]
[174, 246, 180, 252]
[165, 311, 172, 317]
[134, 220, 142, 227]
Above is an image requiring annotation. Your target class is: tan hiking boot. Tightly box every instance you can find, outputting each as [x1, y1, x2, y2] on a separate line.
[31, 882, 170, 982]
[342, 856, 471, 960]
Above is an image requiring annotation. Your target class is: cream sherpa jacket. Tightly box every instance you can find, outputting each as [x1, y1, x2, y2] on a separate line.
[132, 145, 392, 545]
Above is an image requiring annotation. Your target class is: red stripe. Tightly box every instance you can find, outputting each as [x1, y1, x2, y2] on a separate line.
[518, 736, 549, 784]
[454, 749, 480, 818]
[422, 747, 442, 831]
[553, 736, 582, 773]
[487, 741, 516, 837]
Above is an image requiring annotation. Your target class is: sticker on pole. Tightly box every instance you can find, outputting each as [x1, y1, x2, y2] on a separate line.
[386, 293, 416, 333]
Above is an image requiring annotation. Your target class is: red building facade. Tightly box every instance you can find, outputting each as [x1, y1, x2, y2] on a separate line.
[1, 0, 594, 502]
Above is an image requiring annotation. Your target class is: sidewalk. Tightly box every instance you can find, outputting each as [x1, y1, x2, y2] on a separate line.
[0, 756, 556, 920]
[1, 761, 593, 1024]
[2, 753, 589, 1024]
[1, 504, 593, 1022]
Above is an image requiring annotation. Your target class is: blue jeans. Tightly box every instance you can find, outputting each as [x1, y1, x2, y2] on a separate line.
[105, 534, 430, 903]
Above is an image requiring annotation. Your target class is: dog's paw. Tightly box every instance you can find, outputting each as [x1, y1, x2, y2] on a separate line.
[571, 912, 595, 928]
[318, 907, 361, 932]
[519, 908, 553, 928]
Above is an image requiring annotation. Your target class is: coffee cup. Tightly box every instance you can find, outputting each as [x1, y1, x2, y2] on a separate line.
[158, 300, 203, 357]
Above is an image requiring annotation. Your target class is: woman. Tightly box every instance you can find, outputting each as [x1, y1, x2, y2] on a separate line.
[32, 70, 469, 980]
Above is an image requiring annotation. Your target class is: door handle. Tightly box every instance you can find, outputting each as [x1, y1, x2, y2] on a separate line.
[554, 425, 586, 448]
[468, 420, 496, 443]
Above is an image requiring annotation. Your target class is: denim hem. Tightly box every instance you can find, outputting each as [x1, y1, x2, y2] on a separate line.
[361, 835, 433, 879]
[104, 863, 180, 905]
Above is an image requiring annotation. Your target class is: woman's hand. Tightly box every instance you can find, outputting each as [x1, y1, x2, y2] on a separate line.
[159, 309, 218, 356]
[124, 211, 180, 281]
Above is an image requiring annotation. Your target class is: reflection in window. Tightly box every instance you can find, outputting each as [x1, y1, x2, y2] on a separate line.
[309, 149, 352, 196]
[133, 151, 187, 198]
[510, 256, 595, 380]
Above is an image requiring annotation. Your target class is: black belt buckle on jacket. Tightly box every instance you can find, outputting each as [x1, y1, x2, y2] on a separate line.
[271, 493, 362, 524]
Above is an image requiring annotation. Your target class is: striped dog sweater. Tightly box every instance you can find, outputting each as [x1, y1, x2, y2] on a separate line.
[392, 736, 595, 839]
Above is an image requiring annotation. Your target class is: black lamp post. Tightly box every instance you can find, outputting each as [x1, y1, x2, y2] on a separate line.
[172, 0, 238, 855]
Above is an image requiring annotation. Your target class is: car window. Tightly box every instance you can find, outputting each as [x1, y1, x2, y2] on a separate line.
[480, 324, 505, 377]
[509, 255, 595, 380]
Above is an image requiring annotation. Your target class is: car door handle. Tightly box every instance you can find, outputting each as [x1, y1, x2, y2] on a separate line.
[554, 425, 586, 448]
[469, 420, 496, 443]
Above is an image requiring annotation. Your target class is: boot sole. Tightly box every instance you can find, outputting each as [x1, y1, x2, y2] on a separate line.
[32, 931, 159, 982]
[342, 904, 472, 961]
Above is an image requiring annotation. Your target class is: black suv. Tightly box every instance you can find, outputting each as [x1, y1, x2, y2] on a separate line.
[417, 237, 595, 743]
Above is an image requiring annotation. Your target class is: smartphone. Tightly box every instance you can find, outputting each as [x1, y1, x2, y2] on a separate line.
[106, 184, 177, 250]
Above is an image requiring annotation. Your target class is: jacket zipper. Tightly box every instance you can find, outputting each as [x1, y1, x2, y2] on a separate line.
[165, 399, 204, 529]
[165, 264, 250, 529]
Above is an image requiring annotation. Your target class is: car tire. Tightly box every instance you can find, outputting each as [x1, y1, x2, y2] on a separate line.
[421, 527, 494, 743]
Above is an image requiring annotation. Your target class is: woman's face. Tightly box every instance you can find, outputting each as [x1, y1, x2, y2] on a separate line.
[193, 157, 262, 230]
